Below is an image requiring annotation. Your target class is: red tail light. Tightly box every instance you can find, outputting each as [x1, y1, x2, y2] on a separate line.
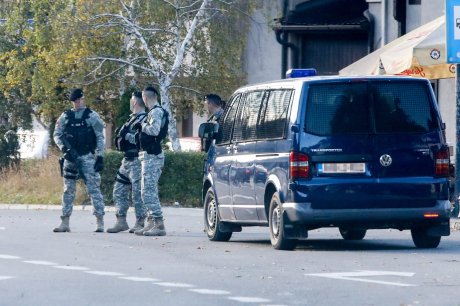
[435, 147, 450, 177]
[290, 151, 309, 179]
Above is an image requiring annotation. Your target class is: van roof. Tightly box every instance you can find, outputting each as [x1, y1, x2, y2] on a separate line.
[235, 75, 429, 93]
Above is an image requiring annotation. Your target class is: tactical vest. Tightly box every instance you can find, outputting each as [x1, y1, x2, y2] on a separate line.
[64, 108, 97, 156]
[115, 113, 146, 154]
[139, 105, 169, 155]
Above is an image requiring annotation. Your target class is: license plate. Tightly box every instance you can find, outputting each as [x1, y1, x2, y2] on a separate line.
[318, 163, 365, 174]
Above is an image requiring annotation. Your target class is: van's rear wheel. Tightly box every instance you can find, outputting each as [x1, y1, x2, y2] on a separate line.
[204, 188, 232, 242]
[339, 228, 367, 240]
[411, 228, 441, 248]
[269, 192, 297, 250]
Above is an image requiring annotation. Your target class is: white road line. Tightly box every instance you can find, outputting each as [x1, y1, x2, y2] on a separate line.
[228, 297, 272, 303]
[0, 254, 21, 259]
[23, 260, 58, 266]
[305, 270, 416, 287]
[53, 265, 89, 271]
[0, 276, 14, 281]
[188, 289, 230, 295]
[0, 227, 5, 230]
[84, 271, 124, 276]
[153, 282, 195, 288]
[119, 276, 159, 282]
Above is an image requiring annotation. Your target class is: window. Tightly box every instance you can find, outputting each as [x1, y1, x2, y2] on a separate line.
[373, 82, 436, 133]
[306, 83, 370, 135]
[233, 91, 265, 142]
[217, 95, 241, 144]
[258, 90, 293, 139]
[305, 81, 437, 136]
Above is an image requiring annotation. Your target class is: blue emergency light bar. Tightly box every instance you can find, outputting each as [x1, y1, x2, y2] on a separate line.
[286, 68, 317, 78]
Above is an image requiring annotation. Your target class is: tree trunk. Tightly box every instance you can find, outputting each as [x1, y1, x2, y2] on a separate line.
[159, 84, 181, 151]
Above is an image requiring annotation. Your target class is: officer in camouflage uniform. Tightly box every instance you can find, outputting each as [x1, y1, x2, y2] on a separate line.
[134, 86, 169, 237]
[107, 92, 147, 233]
[53, 88, 106, 233]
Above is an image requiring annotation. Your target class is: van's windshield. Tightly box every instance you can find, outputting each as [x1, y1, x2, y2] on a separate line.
[305, 81, 438, 135]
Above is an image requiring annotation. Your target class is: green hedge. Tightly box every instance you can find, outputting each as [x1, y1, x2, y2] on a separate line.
[101, 150, 205, 207]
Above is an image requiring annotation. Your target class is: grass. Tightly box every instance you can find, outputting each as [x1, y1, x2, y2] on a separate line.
[0, 152, 87, 205]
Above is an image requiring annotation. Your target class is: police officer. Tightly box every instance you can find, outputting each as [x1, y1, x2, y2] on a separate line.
[202, 94, 224, 152]
[107, 92, 147, 233]
[53, 88, 105, 233]
[134, 86, 169, 236]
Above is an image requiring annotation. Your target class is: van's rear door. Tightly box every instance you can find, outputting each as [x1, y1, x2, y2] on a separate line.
[299, 79, 445, 210]
[369, 80, 440, 178]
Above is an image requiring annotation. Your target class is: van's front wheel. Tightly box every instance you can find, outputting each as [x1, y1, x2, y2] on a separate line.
[269, 192, 297, 250]
[204, 188, 232, 242]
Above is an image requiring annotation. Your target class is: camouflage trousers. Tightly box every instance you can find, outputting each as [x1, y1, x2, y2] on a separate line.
[139, 151, 164, 219]
[112, 157, 146, 218]
[61, 153, 105, 217]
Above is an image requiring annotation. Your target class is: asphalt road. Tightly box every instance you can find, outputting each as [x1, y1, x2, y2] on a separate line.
[1, 207, 460, 306]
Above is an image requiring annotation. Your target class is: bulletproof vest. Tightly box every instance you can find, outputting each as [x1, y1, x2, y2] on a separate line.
[139, 105, 169, 155]
[63, 108, 97, 156]
[115, 113, 146, 153]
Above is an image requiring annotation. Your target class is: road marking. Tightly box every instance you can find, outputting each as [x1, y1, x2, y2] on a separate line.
[305, 270, 416, 287]
[119, 276, 159, 282]
[228, 296, 272, 303]
[0, 254, 21, 259]
[188, 289, 230, 295]
[23, 260, 58, 266]
[154, 282, 195, 288]
[53, 265, 89, 271]
[0, 276, 14, 281]
[0, 227, 5, 230]
[84, 271, 124, 276]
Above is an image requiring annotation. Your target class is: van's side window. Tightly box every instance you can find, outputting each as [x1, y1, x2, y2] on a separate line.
[233, 91, 265, 142]
[217, 94, 241, 145]
[258, 90, 293, 139]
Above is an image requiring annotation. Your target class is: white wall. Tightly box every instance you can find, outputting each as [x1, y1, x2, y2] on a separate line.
[438, 78, 456, 155]
[245, 3, 282, 84]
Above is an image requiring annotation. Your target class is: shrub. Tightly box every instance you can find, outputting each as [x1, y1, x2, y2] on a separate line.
[102, 150, 205, 207]
[0, 127, 20, 172]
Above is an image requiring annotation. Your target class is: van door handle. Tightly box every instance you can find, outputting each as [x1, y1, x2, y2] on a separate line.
[226, 145, 232, 154]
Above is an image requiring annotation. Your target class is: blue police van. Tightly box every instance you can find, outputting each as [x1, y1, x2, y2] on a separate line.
[199, 70, 451, 250]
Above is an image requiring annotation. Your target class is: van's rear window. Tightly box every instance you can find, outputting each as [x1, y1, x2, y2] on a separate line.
[305, 81, 438, 135]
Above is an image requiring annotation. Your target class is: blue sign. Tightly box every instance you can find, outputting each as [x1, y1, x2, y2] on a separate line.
[446, 0, 460, 63]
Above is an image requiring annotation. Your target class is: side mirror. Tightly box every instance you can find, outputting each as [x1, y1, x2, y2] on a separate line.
[199, 122, 219, 139]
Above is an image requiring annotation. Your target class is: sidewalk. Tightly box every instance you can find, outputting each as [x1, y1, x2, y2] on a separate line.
[1, 203, 459, 231]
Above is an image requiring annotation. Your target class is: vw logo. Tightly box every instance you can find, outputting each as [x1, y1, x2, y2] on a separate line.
[380, 154, 392, 167]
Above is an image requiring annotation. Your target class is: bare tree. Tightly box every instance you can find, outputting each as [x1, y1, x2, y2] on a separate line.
[85, 0, 235, 151]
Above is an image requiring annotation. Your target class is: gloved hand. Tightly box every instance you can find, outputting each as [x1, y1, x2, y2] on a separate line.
[124, 132, 133, 140]
[63, 148, 78, 163]
[133, 122, 143, 131]
[94, 156, 104, 172]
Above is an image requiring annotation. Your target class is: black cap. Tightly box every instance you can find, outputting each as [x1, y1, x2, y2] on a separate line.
[70, 88, 83, 102]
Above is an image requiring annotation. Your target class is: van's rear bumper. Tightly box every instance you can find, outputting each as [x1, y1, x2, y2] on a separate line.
[282, 200, 451, 231]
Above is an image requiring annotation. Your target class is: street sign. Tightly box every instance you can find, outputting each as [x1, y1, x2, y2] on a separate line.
[447, 0, 460, 63]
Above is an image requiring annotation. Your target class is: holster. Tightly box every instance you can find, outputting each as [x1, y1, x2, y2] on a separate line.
[59, 157, 64, 177]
